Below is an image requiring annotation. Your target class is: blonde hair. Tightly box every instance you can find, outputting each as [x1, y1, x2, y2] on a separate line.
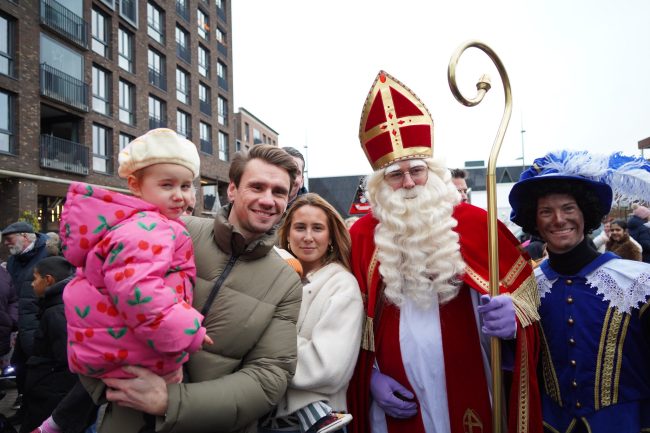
[278, 193, 351, 271]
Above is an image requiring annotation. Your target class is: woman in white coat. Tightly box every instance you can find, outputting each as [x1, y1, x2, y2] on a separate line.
[263, 193, 364, 433]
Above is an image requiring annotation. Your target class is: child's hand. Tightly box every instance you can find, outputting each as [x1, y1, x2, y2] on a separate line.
[203, 334, 214, 346]
[162, 367, 183, 384]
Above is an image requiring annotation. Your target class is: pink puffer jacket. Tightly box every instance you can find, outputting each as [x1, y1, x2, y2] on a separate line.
[60, 182, 206, 378]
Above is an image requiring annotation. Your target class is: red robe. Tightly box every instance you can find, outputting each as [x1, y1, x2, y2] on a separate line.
[347, 203, 542, 433]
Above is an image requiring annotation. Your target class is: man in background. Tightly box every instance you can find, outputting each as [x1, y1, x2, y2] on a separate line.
[283, 146, 308, 204]
[450, 168, 469, 203]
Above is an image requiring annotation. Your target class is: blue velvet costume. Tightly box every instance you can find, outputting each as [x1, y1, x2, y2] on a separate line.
[536, 252, 650, 432]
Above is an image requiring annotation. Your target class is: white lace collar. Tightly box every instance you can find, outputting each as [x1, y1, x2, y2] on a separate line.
[536, 260, 650, 314]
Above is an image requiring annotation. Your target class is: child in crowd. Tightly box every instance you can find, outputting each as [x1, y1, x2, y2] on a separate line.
[32, 128, 211, 433]
[20, 257, 76, 433]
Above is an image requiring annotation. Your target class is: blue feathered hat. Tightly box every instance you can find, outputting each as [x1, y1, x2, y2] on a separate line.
[509, 150, 650, 227]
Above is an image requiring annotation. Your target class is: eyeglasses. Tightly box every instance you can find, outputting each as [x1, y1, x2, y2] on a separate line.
[384, 166, 428, 186]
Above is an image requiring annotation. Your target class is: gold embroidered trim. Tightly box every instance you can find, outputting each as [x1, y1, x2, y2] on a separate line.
[366, 249, 378, 293]
[541, 421, 560, 433]
[565, 419, 577, 433]
[361, 316, 375, 352]
[539, 326, 562, 407]
[465, 265, 540, 327]
[517, 330, 529, 433]
[580, 417, 593, 433]
[502, 255, 527, 287]
[462, 408, 483, 433]
[595, 308, 627, 408]
[510, 273, 541, 327]
[640, 300, 650, 317]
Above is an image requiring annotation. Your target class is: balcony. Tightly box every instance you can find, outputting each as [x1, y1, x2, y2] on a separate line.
[200, 139, 212, 154]
[149, 117, 166, 129]
[120, 0, 137, 24]
[40, 135, 89, 175]
[40, 63, 89, 112]
[40, 0, 88, 48]
[199, 99, 211, 116]
[217, 41, 227, 57]
[148, 68, 167, 91]
[217, 76, 228, 91]
[216, 6, 226, 22]
[176, 44, 191, 64]
[175, 1, 189, 22]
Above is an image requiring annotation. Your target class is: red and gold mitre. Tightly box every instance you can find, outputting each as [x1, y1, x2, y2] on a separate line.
[359, 71, 434, 170]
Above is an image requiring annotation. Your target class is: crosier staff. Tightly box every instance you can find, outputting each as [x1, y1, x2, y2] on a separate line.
[448, 40, 512, 433]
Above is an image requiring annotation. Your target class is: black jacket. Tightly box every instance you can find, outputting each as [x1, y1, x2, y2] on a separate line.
[628, 216, 650, 263]
[0, 267, 18, 356]
[22, 276, 78, 433]
[6, 233, 49, 356]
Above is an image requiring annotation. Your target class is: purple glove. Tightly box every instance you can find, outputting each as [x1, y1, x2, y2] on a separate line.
[370, 369, 418, 419]
[477, 294, 517, 339]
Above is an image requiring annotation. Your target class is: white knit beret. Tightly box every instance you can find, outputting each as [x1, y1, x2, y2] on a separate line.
[118, 128, 200, 179]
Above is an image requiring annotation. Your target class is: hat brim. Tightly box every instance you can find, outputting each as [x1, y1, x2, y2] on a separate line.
[509, 174, 613, 228]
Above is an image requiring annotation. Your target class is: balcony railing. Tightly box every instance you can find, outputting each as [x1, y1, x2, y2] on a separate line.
[217, 76, 228, 91]
[176, 44, 191, 64]
[199, 99, 211, 115]
[217, 41, 227, 57]
[40, 0, 88, 47]
[216, 6, 226, 22]
[40, 134, 89, 175]
[148, 68, 167, 91]
[200, 139, 212, 154]
[149, 117, 166, 130]
[40, 63, 89, 112]
[176, 1, 189, 22]
[120, 0, 137, 24]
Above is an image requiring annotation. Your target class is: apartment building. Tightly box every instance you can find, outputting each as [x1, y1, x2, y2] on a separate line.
[233, 107, 279, 152]
[0, 0, 234, 230]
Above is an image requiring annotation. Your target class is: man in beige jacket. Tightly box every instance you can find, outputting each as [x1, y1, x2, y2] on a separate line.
[94, 144, 303, 433]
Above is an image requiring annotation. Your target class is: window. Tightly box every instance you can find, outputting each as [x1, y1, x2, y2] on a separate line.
[91, 9, 110, 58]
[176, 68, 190, 104]
[235, 139, 241, 152]
[197, 9, 209, 40]
[176, 110, 190, 138]
[244, 122, 250, 143]
[217, 61, 227, 90]
[147, 2, 164, 45]
[0, 15, 15, 77]
[148, 95, 166, 128]
[92, 65, 111, 115]
[197, 45, 209, 78]
[119, 80, 135, 125]
[218, 131, 228, 161]
[199, 121, 211, 154]
[99, 0, 115, 8]
[216, 27, 227, 56]
[118, 28, 134, 72]
[92, 124, 111, 173]
[175, 0, 189, 22]
[119, 132, 134, 151]
[215, 27, 226, 44]
[175, 26, 190, 63]
[253, 128, 261, 144]
[119, 0, 138, 26]
[217, 96, 227, 125]
[198, 83, 211, 115]
[215, 0, 226, 21]
[148, 48, 166, 90]
[0, 91, 14, 154]
[41, 34, 83, 81]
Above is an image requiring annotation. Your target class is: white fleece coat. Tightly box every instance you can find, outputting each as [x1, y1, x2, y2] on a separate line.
[276, 262, 364, 416]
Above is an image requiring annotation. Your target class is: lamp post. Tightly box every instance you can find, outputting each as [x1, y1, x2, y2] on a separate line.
[520, 120, 526, 170]
[303, 144, 309, 190]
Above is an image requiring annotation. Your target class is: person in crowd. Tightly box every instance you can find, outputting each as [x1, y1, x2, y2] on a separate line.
[509, 150, 650, 433]
[44, 233, 61, 257]
[628, 204, 650, 263]
[450, 168, 469, 203]
[260, 193, 363, 433]
[20, 257, 76, 433]
[80, 144, 303, 433]
[283, 146, 308, 204]
[605, 219, 642, 261]
[35, 129, 211, 433]
[592, 218, 612, 253]
[347, 71, 542, 433]
[0, 266, 17, 374]
[524, 239, 548, 268]
[184, 185, 197, 216]
[1, 221, 49, 418]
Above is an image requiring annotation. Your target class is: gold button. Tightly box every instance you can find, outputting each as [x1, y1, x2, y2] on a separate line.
[572, 380, 578, 388]
[566, 279, 573, 285]
[575, 401, 582, 409]
[568, 317, 575, 325]
[569, 338, 576, 345]
[567, 296, 574, 304]
[570, 359, 577, 367]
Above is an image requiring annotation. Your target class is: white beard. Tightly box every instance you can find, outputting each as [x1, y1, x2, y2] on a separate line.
[8, 238, 27, 256]
[367, 159, 466, 309]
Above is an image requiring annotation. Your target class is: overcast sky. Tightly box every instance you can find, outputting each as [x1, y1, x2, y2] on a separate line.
[232, 0, 650, 179]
